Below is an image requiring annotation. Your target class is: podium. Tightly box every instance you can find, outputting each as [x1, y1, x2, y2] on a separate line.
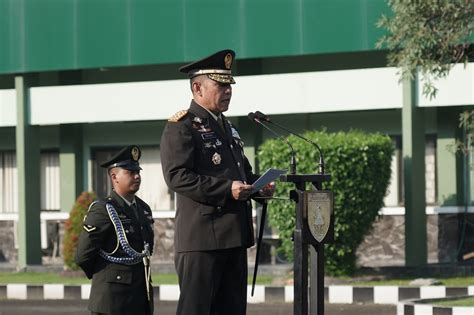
[281, 174, 333, 315]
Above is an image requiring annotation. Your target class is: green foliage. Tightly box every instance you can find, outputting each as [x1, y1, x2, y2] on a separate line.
[376, 0, 474, 99]
[449, 111, 473, 155]
[258, 130, 394, 275]
[62, 191, 96, 271]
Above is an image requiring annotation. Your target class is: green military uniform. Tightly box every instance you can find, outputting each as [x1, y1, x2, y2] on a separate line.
[160, 49, 260, 315]
[75, 145, 155, 315]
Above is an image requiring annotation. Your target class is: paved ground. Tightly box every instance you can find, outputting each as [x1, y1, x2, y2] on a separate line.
[0, 300, 396, 315]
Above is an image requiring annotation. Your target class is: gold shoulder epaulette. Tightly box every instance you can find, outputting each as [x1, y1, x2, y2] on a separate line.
[168, 110, 188, 122]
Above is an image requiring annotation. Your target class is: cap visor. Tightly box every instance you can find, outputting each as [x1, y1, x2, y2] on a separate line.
[122, 165, 142, 171]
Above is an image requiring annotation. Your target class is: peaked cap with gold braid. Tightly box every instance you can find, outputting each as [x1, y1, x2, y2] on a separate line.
[179, 49, 236, 84]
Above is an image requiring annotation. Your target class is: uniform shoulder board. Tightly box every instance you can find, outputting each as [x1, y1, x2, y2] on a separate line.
[87, 200, 100, 212]
[168, 110, 188, 122]
[82, 200, 102, 222]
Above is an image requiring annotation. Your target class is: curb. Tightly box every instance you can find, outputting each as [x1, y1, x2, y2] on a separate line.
[398, 296, 474, 315]
[1, 284, 474, 304]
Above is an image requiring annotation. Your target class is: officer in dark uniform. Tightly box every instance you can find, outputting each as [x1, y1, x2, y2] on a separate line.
[160, 49, 274, 315]
[75, 145, 155, 315]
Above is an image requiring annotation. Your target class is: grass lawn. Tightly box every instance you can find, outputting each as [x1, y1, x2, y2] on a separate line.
[432, 297, 474, 307]
[0, 272, 471, 287]
[349, 276, 474, 287]
[0, 272, 273, 285]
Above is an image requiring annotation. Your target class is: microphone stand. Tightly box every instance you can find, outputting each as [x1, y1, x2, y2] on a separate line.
[255, 111, 325, 174]
[251, 112, 333, 314]
[248, 113, 297, 175]
[247, 112, 296, 297]
[251, 198, 267, 296]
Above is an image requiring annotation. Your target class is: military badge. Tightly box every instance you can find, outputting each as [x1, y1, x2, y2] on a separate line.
[131, 147, 139, 161]
[224, 53, 233, 69]
[231, 127, 241, 139]
[198, 125, 211, 133]
[212, 152, 222, 165]
[83, 224, 97, 233]
[120, 218, 131, 224]
[215, 139, 222, 146]
[193, 117, 203, 123]
[235, 139, 244, 148]
[204, 142, 215, 149]
[305, 191, 333, 243]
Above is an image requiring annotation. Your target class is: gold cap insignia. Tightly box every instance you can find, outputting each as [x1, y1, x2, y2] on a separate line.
[224, 53, 233, 69]
[131, 147, 139, 161]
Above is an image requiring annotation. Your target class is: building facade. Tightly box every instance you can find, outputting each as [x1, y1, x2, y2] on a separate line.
[0, 0, 473, 268]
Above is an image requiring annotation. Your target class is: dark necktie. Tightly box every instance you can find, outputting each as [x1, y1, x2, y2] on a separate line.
[131, 202, 139, 220]
[217, 115, 226, 133]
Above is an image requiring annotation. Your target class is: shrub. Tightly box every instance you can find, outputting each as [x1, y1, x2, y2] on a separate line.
[62, 191, 96, 270]
[258, 130, 394, 275]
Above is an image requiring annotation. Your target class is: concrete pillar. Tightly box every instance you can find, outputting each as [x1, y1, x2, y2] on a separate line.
[402, 77, 427, 266]
[59, 124, 84, 212]
[437, 108, 464, 206]
[15, 75, 42, 268]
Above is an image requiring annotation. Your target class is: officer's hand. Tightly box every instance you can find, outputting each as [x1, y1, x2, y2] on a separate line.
[231, 181, 254, 200]
[260, 181, 275, 197]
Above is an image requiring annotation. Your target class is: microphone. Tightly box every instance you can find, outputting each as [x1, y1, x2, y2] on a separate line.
[255, 111, 326, 174]
[248, 112, 297, 175]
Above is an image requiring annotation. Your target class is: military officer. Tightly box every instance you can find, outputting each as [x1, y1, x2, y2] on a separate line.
[160, 49, 274, 315]
[75, 145, 155, 315]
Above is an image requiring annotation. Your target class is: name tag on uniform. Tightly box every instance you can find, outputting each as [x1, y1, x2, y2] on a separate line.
[201, 132, 217, 140]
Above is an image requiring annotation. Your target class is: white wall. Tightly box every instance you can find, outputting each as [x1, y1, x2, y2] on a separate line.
[231, 67, 404, 116]
[28, 67, 403, 125]
[30, 80, 190, 125]
[0, 89, 16, 126]
[0, 63, 473, 127]
[419, 63, 474, 107]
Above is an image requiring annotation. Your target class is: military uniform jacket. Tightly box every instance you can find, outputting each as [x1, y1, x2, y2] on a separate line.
[75, 191, 155, 315]
[160, 100, 259, 252]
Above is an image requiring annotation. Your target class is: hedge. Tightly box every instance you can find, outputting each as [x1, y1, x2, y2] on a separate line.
[258, 130, 394, 275]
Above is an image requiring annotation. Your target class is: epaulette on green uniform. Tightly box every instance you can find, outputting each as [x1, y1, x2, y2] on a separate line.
[168, 110, 188, 122]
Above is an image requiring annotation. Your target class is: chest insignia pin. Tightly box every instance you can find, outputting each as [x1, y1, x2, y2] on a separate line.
[212, 152, 222, 165]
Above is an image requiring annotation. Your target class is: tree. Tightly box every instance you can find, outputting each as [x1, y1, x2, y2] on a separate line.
[377, 0, 474, 155]
[376, 0, 473, 98]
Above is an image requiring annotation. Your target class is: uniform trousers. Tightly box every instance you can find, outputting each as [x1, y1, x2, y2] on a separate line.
[175, 247, 248, 315]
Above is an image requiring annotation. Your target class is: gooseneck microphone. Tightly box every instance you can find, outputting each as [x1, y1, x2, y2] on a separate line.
[248, 112, 297, 175]
[255, 111, 325, 174]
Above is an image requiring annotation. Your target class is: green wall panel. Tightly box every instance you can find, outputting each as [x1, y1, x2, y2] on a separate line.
[0, 0, 390, 74]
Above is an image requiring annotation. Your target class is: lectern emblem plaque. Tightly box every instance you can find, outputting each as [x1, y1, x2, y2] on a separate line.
[306, 191, 332, 243]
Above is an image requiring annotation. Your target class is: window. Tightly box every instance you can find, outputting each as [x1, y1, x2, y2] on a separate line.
[0, 151, 60, 213]
[92, 146, 174, 210]
[384, 135, 437, 207]
[0, 152, 18, 213]
[138, 147, 174, 210]
[425, 136, 437, 205]
[384, 137, 401, 207]
[40, 152, 60, 211]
